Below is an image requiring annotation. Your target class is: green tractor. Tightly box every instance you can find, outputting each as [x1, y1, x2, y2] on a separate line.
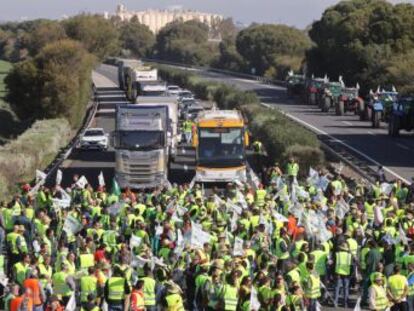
[286, 71, 305, 97]
[335, 81, 365, 117]
[318, 79, 342, 113]
[389, 96, 414, 137]
[305, 76, 325, 105]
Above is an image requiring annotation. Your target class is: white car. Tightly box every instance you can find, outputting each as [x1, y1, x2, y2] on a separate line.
[178, 90, 194, 102]
[79, 128, 109, 150]
[167, 85, 181, 96]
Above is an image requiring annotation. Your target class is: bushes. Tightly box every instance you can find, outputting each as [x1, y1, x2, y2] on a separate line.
[158, 66, 324, 173]
[0, 118, 71, 199]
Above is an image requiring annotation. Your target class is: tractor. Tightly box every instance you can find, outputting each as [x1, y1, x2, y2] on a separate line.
[364, 88, 398, 128]
[305, 77, 325, 105]
[286, 71, 305, 97]
[389, 96, 414, 137]
[335, 85, 365, 118]
[318, 81, 342, 113]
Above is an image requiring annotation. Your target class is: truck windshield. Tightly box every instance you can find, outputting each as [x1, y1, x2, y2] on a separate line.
[118, 131, 164, 150]
[198, 127, 245, 167]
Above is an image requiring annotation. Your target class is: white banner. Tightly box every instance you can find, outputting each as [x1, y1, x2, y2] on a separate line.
[63, 215, 82, 235]
[233, 237, 244, 256]
[226, 199, 242, 215]
[130, 235, 142, 249]
[65, 293, 76, 311]
[76, 175, 89, 188]
[56, 169, 63, 185]
[190, 222, 211, 248]
[250, 286, 261, 311]
[98, 171, 105, 187]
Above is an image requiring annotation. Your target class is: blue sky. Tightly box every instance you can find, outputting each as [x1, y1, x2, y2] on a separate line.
[1, 0, 413, 28]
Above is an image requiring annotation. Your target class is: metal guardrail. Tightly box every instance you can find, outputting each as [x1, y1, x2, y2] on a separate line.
[141, 58, 286, 87]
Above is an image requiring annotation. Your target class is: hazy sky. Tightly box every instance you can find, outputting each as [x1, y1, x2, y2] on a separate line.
[1, 0, 413, 29]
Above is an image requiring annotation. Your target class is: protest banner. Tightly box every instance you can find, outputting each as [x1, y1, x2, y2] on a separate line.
[233, 237, 244, 256]
[63, 215, 82, 235]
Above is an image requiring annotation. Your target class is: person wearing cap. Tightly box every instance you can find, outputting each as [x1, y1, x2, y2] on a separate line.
[369, 272, 389, 311]
[161, 281, 184, 311]
[104, 265, 130, 311]
[387, 264, 408, 311]
[23, 269, 46, 311]
[333, 241, 353, 308]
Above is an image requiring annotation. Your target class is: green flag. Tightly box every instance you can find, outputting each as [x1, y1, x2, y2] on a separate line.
[111, 178, 121, 196]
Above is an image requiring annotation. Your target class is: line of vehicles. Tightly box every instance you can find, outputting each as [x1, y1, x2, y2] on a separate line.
[286, 72, 414, 136]
[80, 59, 252, 190]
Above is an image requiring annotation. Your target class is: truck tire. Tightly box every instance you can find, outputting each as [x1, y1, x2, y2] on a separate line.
[389, 115, 400, 137]
[322, 97, 330, 112]
[372, 111, 381, 128]
[336, 101, 345, 116]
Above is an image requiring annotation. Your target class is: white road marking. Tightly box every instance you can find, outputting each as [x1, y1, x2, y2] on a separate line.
[97, 108, 115, 113]
[182, 148, 186, 154]
[342, 121, 353, 126]
[367, 131, 375, 135]
[260, 102, 411, 185]
[396, 143, 410, 151]
[184, 164, 188, 171]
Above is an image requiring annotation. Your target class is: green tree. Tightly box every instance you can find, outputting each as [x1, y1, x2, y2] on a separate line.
[119, 18, 155, 57]
[155, 20, 217, 65]
[236, 24, 311, 78]
[6, 39, 95, 126]
[63, 14, 120, 59]
[306, 0, 414, 93]
[27, 20, 67, 56]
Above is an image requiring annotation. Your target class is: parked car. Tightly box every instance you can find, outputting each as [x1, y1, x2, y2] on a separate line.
[79, 128, 109, 150]
[183, 102, 205, 120]
[178, 90, 194, 102]
[167, 85, 181, 96]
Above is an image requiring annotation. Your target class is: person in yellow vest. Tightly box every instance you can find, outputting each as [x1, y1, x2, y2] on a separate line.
[221, 273, 239, 311]
[286, 157, 299, 185]
[7, 225, 25, 269]
[80, 267, 99, 308]
[387, 264, 409, 310]
[52, 262, 76, 306]
[13, 253, 30, 286]
[255, 185, 267, 208]
[104, 265, 130, 311]
[140, 266, 156, 311]
[333, 242, 353, 308]
[369, 273, 389, 311]
[162, 281, 185, 311]
[183, 119, 193, 144]
[302, 262, 321, 311]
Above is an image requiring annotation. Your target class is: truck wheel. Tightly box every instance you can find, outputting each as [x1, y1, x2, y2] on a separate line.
[336, 101, 345, 116]
[322, 97, 330, 112]
[372, 111, 381, 128]
[389, 115, 400, 137]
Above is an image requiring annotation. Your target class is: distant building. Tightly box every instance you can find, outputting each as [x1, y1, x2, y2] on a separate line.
[104, 4, 223, 34]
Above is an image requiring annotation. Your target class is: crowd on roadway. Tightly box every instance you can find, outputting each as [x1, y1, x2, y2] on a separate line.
[0, 157, 414, 311]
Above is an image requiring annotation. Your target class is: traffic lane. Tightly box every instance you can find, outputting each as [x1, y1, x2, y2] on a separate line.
[189, 71, 414, 181]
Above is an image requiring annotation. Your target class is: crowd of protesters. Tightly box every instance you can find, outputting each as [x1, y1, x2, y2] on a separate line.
[0, 157, 414, 311]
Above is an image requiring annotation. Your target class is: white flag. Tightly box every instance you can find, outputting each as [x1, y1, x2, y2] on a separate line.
[56, 169, 63, 185]
[98, 171, 105, 186]
[249, 286, 261, 311]
[226, 199, 242, 215]
[272, 211, 288, 222]
[65, 293, 76, 311]
[233, 237, 244, 256]
[76, 175, 88, 188]
[36, 169, 47, 182]
[130, 235, 142, 248]
[63, 216, 82, 235]
[353, 297, 361, 311]
[190, 222, 211, 248]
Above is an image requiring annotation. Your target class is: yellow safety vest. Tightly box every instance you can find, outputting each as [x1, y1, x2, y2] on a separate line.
[364, 202, 375, 220]
[335, 251, 352, 276]
[223, 285, 238, 311]
[255, 189, 266, 207]
[141, 276, 156, 306]
[311, 250, 327, 276]
[371, 284, 388, 310]
[7, 233, 19, 255]
[287, 163, 299, 177]
[80, 275, 97, 302]
[304, 274, 321, 299]
[80, 254, 95, 269]
[107, 277, 125, 301]
[13, 262, 28, 286]
[388, 274, 407, 300]
[52, 271, 73, 297]
[347, 238, 358, 257]
[275, 238, 289, 260]
[408, 272, 414, 296]
[165, 293, 185, 311]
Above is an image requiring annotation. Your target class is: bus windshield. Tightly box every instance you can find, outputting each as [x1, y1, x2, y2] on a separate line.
[198, 127, 245, 167]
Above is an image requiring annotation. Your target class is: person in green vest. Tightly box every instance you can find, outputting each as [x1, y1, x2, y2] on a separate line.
[183, 119, 193, 144]
[221, 272, 239, 311]
[333, 242, 353, 308]
[140, 265, 156, 311]
[407, 263, 414, 311]
[302, 262, 321, 311]
[161, 280, 185, 311]
[80, 267, 99, 308]
[52, 262, 76, 306]
[104, 265, 130, 311]
[369, 273, 389, 311]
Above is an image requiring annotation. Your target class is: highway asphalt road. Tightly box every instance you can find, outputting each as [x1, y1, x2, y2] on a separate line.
[178, 67, 414, 184]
